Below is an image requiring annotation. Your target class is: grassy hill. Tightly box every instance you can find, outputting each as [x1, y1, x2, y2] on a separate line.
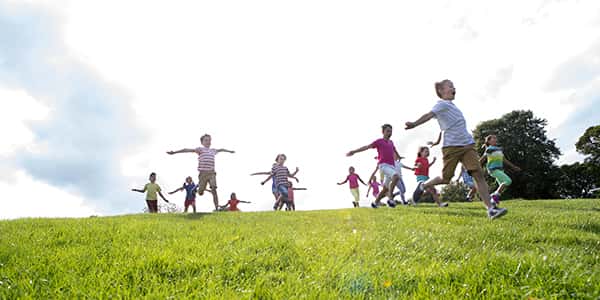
[1, 200, 599, 299]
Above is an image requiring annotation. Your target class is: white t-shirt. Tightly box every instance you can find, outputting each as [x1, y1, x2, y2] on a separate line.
[431, 100, 475, 147]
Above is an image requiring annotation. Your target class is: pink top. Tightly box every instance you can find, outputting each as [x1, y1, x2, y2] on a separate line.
[414, 157, 430, 176]
[371, 138, 395, 166]
[347, 174, 360, 189]
[370, 181, 381, 196]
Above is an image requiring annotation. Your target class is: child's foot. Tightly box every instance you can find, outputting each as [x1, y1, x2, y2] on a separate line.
[370, 202, 378, 209]
[488, 207, 508, 219]
[491, 192, 500, 205]
[387, 199, 397, 208]
[438, 202, 449, 207]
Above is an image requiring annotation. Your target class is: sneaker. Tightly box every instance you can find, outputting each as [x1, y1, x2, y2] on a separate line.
[491, 193, 500, 205]
[387, 199, 397, 208]
[488, 207, 508, 220]
[412, 182, 425, 203]
[371, 202, 378, 209]
[438, 202, 449, 207]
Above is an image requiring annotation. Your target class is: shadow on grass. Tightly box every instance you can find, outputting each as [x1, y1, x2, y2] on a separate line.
[180, 212, 212, 220]
[417, 208, 484, 218]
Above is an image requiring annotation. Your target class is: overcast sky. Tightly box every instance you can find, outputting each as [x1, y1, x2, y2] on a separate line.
[1, 0, 599, 219]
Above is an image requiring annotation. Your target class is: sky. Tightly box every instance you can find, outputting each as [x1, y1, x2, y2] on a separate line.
[1, 0, 599, 219]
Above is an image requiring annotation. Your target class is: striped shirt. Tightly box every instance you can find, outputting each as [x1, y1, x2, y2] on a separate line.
[196, 147, 217, 171]
[271, 164, 290, 187]
[484, 145, 504, 171]
[431, 100, 475, 147]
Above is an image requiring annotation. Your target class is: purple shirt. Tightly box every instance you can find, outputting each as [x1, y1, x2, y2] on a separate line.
[347, 174, 359, 189]
[371, 138, 396, 166]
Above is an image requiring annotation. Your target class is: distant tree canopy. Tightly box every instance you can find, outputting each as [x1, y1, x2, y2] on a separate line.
[576, 125, 600, 164]
[472, 110, 561, 199]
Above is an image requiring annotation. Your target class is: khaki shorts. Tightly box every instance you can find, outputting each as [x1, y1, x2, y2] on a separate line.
[198, 171, 217, 193]
[441, 145, 482, 182]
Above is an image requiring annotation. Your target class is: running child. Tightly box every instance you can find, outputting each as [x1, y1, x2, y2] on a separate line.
[414, 146, 448, 207]
[458, 165, 477, 202]
[347, 124, 401, 208]
[220, 193, 251, 212]
[481, 134, 521, 205]
[167, 134, 235, 211]
[260, 154, 298, 210]
[168, 176, 197, 213]
[405, 79, 507, 219]
[283, 182, 307, 211]
[337, 166, 367, 207]
[131, 172, 169, 213]
[392, 154, 414, 205]
[365, 173, 382, 199]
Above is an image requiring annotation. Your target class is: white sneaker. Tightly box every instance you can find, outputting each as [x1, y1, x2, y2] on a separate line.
[488, 207, 507, 219]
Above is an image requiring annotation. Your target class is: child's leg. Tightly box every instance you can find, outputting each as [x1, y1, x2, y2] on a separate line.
[184, 204, 189, 213]
[491, 170, 512, 195]
[388, 174, 399, 199]
[192, 203, 197, 213]
[350, 188, 360, 207]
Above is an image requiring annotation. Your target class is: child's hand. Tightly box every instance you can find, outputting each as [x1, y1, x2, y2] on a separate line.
[405, 122, 416, 130]
[164, 199, 169, 203]
[346, 151, 354, 157]
[166, 151, 175, 155]
[261, 181, 266, 185]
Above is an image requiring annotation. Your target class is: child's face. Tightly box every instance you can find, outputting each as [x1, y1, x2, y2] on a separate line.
[382, 127, 393, 139]
[186, 177, 192, 184]
[231, 193, 236, 199]
[441, 81, 456, 100]
[420, 148, 430, 157]
[201, 136, 212, 148]
[150, 174, 156, 182]
[277, 155, 286, 165]
[489, 136, 498, 146]
[349, 167, 355, 173]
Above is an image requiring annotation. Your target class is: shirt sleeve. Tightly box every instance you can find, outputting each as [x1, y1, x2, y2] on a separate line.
[157, 185, 161, 192]
[370, 139, 380, 148]
[431, 101, 449, 116]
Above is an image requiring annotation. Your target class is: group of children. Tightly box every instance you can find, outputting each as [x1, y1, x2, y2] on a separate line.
[343, 79, 520, 219]
[133, 79, 520, 219]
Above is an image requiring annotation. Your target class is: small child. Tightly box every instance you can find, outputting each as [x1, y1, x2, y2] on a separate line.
[366, 174, 382, 199]
[480, 135, 521, 205]
[414, 146, 448, 207]
[168, 176, 197, 213]
[283, 182, 307, 211]
[220, 193, 251, 212]
[459, 165, 477, 202]
[392, 154, 415, 205]
[260, 154, 298, 211]
[337, 166, 367, 208]
[131, 172, 169, 213]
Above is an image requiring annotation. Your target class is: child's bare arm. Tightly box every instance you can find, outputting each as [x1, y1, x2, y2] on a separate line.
[347, 144, 372, 157]
[357, 176, 367, 186]
[338, 178, 348, 185]
[428, 132, 442, 147]
[250, 171, 271, 176]
[158, 191, 169, 203]
[217, 149, 235, 154]
[168, 187, 184, 195]
[291, 167, 299, 177]
[290, 176, 300, 183]
[240, 200, 252, 203]
[429, 157, 437, 167]
[261, 174, 274, 185]
[479, 155, 487, 166]
[401, 163, 415, 171]
[504, 158, 521, 171]
[131, 186, 146, 193]
[167, 148, 197, 155]
[405, 112, 435, 130]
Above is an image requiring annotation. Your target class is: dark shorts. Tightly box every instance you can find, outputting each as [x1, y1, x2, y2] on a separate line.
[146, 200, 158, 213]
[184, 198, 196, 207]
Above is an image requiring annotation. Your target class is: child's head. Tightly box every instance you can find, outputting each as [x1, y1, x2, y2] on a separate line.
[149, 172, 157, 182]
[230, 192, 237, 199]
[185, 176, 193, 184]
[435, 79, 456, 100]
[200, 134, 212, 147]
[349, 166, 355, 174]
[417, 146, 430, 158]
[484, 135, 498, 147]
[370, 175, 376, 182]
[381, 124, 393, 139]
[275, 154, 287, 165]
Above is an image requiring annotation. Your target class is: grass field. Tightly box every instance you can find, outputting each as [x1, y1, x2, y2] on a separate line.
[1, 199, 599, 299]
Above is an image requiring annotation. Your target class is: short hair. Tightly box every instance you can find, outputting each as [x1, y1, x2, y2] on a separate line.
[382, 124, 392, 131]
[200, 134, 211, 142]
[149, 172, 156, 178]
[435, 79, 452, 98]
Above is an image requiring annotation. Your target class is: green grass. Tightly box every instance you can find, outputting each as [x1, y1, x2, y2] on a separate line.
[1, 200, 599, 299]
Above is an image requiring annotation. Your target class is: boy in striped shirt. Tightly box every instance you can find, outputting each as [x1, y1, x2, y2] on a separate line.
[167, 134, 235, 211]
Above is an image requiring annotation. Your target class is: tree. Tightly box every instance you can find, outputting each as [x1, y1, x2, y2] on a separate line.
[576, 125, 600, 164]
[557, 162, 599, 199]
[440, 181, 472, 202]
[472, 110, 562, 199]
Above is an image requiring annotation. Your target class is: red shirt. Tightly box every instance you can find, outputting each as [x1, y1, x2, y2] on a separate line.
[347, 174, 360, 189]
[414, 157, 430, 176]
[228, 199, 241, 211]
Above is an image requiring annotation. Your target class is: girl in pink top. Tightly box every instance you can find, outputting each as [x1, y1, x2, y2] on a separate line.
[366, 175, 382, 198]
[337, 166, 366, 207]
[414, 146, 447, 207]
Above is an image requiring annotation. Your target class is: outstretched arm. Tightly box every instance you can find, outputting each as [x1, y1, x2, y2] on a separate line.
[504, 158, 521, 172]
[251, 171, 271, 176]
[405, 112, 435, 130]
[357, 175, 367, 186]
[261, 174, 274, 185]
[131, 186, 146, 193]
[338, 177, 348, 185]
[347, 144, 372, 156]
[217, 149, 235, 154]
[290, 176, 300, 183]
[428, 132, 442, 147]
[167, 148, 197, 155]
[429, 157, 437, 167]
[158, 191, 169, 203]
[291, 167, 299, 177]
[168, 187, 184, 195]
[240, 200, 252, 203]
[401, 163, 415, 171]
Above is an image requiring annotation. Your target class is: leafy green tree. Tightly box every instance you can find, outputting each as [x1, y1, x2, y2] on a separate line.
[472, 110, 561, 199]
[576, 125, 600, 164]
[557, 162, 599, 198]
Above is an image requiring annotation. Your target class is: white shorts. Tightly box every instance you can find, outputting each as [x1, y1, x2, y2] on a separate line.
[378, 163, 399, 186]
